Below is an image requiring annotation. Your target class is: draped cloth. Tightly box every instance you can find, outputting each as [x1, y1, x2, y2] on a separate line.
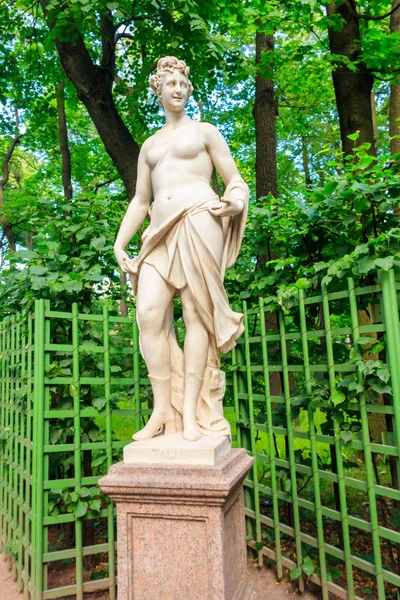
[128, 180, 249, 439]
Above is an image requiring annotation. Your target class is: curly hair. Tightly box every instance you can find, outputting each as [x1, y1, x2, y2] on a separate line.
[149, 56, 193, 106]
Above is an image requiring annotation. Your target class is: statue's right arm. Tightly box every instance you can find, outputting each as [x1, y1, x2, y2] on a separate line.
[114, 138, 153, 272]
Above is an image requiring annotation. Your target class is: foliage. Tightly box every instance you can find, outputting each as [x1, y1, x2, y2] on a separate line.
[225, 142, 400, 308]
[48, 486, 104, 519]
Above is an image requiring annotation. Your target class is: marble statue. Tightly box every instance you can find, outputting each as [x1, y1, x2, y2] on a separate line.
[114, 56, 249, 443]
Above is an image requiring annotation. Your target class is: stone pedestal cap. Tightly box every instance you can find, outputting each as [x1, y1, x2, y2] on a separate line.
[99, 448, 254, 504]
[123, 432, 232, 466]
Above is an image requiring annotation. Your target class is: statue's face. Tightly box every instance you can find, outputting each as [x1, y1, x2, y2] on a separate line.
[160, 71, 190, 111]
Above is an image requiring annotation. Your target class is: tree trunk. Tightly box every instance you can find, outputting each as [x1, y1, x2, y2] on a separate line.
[40, 1, 140, 199]
[253, 28, 277, 200]
[326, 1, 376, 155]
[253, 27, 283, 401]
[56, 80, 73, 201]
[358, 305, 386, 443]
[371, 91, 378, 149]
[0, 132, 23, 252]
[301, 135, 312, 186]
[11, 164, 35, 250]
[390, 0, 400, 155]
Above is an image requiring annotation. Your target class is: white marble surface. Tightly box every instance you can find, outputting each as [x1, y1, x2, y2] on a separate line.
[123, 432, 231, 466]
[113, 56, 249, 445]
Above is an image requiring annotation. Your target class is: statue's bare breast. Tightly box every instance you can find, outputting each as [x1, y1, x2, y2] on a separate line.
[147, 122, 216, 228]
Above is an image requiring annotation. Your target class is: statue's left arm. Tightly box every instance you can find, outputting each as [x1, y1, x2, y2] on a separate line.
[202, 123, 249, 217]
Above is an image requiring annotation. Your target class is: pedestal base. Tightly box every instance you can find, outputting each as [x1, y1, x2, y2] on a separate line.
[99, 449, 255, 600]
[123, 432, 231, 466]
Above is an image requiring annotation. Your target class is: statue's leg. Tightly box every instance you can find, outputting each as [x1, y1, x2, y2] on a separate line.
[180, 210, 225, 440]
[181, 285, 209, 441]
[133, 263, 177, 440]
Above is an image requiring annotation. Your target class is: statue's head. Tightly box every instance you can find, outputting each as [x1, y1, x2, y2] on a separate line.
[150, 56, 193, 109]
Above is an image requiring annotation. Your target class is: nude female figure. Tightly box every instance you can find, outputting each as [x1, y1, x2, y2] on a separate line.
[114, 56, 249, 442]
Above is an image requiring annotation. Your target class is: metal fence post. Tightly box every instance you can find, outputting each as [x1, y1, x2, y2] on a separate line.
[379, 270, 400, 456]
[234, 302, 256, 541]
[32, 299, 45, 600]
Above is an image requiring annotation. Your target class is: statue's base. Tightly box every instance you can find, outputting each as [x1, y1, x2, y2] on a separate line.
[99, 449, 256, 600]
[123, 432, 231, 466]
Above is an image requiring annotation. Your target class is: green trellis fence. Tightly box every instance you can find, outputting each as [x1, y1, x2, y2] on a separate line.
[0, 268, 399, 600]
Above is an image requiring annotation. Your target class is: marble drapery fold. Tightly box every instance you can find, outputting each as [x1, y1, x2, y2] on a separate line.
[128, 180, 249, 439]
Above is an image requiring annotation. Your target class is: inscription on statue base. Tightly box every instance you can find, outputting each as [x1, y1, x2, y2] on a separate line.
[123, 431, 231, 466]
[151, 449, 186, 461]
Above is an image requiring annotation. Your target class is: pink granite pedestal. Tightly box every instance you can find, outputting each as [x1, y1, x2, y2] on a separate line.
[99, 448, 256, 600]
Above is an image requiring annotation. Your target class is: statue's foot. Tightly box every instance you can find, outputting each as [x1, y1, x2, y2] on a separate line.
[132, 407, 177, 441]
[183, 420, 202, 442]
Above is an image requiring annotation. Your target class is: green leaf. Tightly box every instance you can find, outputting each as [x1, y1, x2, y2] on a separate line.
[354, 197, 370, 212]
[92, 454, 107, 467]
[370, 341, 385, 354]
[90, 236, 106, 250]
[302, 556, 315, 577]
[50, 427, 63, 445]
[92, 396, 107, 410]
[354, 244, 369, 256]
[338, 374, 355, 389]
[375, 257, 393, 271]
[290, 567, 302, 580]
[314, 261, 327, 272]
[89, 498, 102, 512]
[327, 567, 343, 582]
[348, 381, 363, 394]
[88, 429, 100, 441]
[69, 383, 79, 398]
[356, 336, 377, 345]
[79, 487, 90, 498]
[74, 500, 88, 518]
[347, 131, 360, 141]
[254, 541, 263, 552]
[343, 214, 356, 226]
[341, 430, 353, 443]
[371, 382, 392, 395]
[330, 390, 346, 406]
[81, 340, 101, 351]
[377, 368, 390, 383]
[357, 256, 375, 274]
[295, 278, 309, 289]
[31, 277, 47, 290]
[30, 265, 47, 276]
[323, 181, 338, 195]
[284, 478, 292, 493]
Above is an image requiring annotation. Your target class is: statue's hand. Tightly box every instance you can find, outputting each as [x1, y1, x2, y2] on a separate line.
[208, 197, 245, 217]
[114, 247, 134, 273]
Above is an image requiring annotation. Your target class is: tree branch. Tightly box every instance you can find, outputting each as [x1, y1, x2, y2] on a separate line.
[115, 32, 135, 43]
[0, 131, 23, 252]
[94, 177, 118, 193]
[1, 133, 24, 186]
[101, 9, 116, 74]
[39, 0, 140, 199]
[359, 2, 400, 20]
